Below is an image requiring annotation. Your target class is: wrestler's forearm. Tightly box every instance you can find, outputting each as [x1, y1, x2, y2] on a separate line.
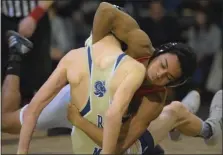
[76, 118, 103, 147]
[93, 2, 154, 58]
[92, 2, 114, 43]
[75, 118, 131, 154]
[18, 91, 63, 153]
[118, 118, 148, 154]
[17, 113, 37, 154]
[118, 95, 165, 154]
[102, 113, 122, 154]
[76, 118, 124, 152]
[92, 2, 139, 44]
[75, 118, 146, 154]
[18, 57, 68, 154]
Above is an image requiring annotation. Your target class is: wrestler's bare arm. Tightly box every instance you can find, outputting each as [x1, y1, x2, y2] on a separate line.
[92, 2, 154, 58]
[69, 91, 166, 153]
[102, 64, 146, 154]
[92, 2, 139, 43]
[117, 93, 166, 154]
[68, 111, 103, 147]
[17, 53, 71, 154]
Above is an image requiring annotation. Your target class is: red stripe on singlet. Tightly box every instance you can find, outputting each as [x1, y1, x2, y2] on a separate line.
[136, 86, 166, 96]
[136, 56, 150, 62]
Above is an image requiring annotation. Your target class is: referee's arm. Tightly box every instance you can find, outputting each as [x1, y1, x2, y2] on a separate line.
[28, 0, 54, 23]
[38, 1, 54, 10]
[18, 0, 54, 37]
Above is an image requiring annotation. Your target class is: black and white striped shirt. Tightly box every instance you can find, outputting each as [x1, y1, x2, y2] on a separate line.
[1, 0, 39, 18]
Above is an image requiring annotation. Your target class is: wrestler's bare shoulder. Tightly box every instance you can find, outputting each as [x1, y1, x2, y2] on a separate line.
[62, 47, 86, 64]
[122, 56, 146, 74]
[110, 55, 146, 93]
[60, 48, 89, 85]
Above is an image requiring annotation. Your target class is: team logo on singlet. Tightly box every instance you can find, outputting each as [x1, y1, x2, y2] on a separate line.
[94, 81, 106, 97]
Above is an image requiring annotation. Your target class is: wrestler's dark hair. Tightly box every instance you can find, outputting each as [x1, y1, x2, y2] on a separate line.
[149, 42, 197, 87]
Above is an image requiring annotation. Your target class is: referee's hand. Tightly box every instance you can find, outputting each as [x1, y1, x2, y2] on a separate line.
[18, 16, 37, 38]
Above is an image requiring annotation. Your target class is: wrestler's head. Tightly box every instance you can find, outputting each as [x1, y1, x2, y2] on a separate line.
[146, 42, 197, 87]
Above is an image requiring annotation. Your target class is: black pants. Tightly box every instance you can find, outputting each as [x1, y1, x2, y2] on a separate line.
[1, 14, 52, 103]
[140, 131, 165, 155]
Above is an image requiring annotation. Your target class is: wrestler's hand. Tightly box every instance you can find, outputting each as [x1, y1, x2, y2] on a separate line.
[18, 16, 37, 38]
[67, 103, 83, 127]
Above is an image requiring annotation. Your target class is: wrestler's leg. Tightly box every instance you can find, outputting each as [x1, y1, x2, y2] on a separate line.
[148, 100, 205, 146]
[176, 90, 222, 145]
[2, 31, 72, 134]
[2, 78, 22, 133]
[169, 90, 201, 141]
[148, 90, 222, 146]
[2, 31, 32, 134]
[147, 102, 181, 146]
[3, 84, 73, 134]
[146, 90, 200, 145]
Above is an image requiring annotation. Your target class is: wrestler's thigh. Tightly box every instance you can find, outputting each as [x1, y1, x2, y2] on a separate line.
[2, 109, 21, 134]
[147, 102, 181, 145]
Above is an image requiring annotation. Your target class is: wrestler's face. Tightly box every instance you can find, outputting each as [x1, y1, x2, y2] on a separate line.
[146, 53, 182, 86]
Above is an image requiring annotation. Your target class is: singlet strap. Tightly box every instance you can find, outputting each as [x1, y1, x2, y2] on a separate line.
[87, 46, 93, 75]
[114, 53, 126, 70]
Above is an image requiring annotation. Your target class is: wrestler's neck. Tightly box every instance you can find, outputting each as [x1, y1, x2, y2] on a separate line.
[142, 79, 152, 87]
[140, 59, 149, 68]
[142, 78, 164, 89]
[141, 60, 153, 87]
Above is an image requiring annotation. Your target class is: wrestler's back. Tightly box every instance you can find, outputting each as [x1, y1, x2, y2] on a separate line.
[66, 35, 141, 111]
[63, 35, 145, 153]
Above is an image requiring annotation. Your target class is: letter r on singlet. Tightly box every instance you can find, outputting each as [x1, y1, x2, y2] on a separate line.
[97, 115, 103, 128]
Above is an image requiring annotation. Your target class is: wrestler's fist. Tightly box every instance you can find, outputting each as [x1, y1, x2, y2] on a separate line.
[18, 16, 37, 38]
[67, 103, 82, 126]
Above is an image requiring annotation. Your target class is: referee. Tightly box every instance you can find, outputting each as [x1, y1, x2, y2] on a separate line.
[2, 0, 54, 104]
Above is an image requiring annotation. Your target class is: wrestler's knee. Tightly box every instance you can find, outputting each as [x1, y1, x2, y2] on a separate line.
[163, 101, 188, 119]
[2, 111, 21, 134]
[2, 113, 8, 131]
